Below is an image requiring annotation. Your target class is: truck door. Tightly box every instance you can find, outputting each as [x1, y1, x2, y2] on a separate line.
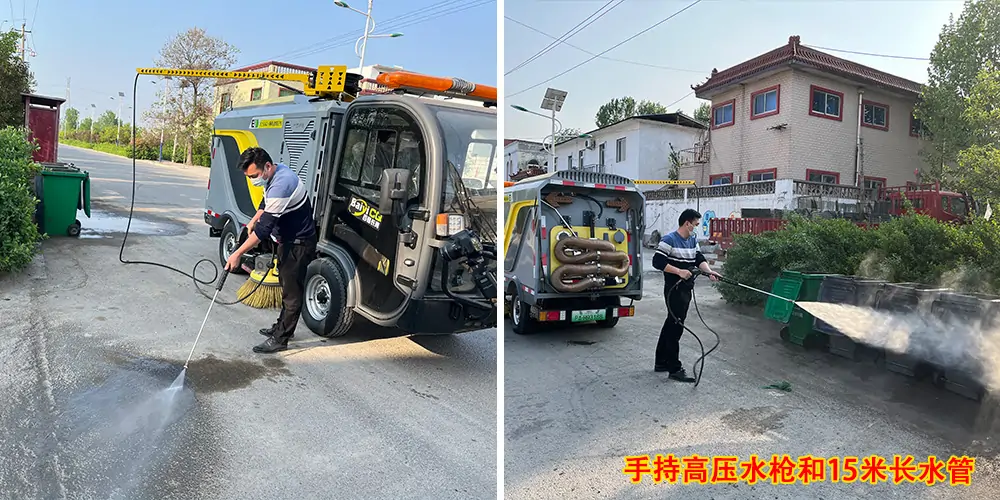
[327, 104, 425, 314]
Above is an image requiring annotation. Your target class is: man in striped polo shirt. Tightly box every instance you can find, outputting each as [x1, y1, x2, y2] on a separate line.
[651, 209, 719, 382]
[225, 147, 318, 354]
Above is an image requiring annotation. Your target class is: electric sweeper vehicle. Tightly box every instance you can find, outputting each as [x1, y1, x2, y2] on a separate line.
[503, 171, 646, 334]
[142, 65, 499, 337]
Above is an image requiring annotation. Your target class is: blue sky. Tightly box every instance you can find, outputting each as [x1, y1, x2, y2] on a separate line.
[7, 0, 497, 126]
[504, 0, 967, 142]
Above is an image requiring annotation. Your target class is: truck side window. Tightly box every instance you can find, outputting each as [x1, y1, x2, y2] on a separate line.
[504, 205, 533, 270]
[952, 196, 966, 216]
[338, 106, 425, 204]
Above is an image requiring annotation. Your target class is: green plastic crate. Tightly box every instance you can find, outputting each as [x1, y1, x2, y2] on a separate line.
[787, 273, 841, 346]
[764, 271, 804, 323]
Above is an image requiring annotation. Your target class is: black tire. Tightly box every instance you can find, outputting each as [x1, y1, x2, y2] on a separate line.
[302, 257, 355, 338]
[218, 219, 246, 275]
[509, 287, 536, 335]
[596, 316, 620, 328]
[68, 220, 81, 237]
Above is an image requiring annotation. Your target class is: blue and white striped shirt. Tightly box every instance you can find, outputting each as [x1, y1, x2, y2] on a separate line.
[652, 230, 706, 280]
[253, 163, 316, 243]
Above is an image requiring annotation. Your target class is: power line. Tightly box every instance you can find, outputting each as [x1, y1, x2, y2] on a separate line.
[283, 0, 493, 64]
[664, 90, 694, 109]
[803, 44, 930, 61]
[242, 0, 487, 68]
[506, 16, 705, 74]
[505, 0, 624, 76]
[506, 0, 704, 98]
[30, 0, 38, 30]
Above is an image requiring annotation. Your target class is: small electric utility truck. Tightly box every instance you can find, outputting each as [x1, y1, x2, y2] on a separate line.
[503, 171, 646, 334]
[140, 65, 498, 337]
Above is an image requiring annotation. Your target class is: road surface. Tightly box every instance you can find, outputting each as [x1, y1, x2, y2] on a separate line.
[0, 145, 497, 499]
[504, 254, 1000, 499]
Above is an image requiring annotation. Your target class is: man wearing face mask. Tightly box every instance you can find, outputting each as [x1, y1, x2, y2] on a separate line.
[651, 208, 720, 382]
[225, 147, 317, 353]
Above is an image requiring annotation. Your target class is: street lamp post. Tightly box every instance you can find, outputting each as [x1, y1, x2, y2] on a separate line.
[89, 104, 96, 142]
[112, 92, 124, 146]
[334, 1, 403, 73]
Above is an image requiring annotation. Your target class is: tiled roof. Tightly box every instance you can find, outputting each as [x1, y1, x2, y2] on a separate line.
[692, 36, 923, 98]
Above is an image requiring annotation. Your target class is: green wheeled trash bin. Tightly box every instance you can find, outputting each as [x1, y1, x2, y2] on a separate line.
[37, 163, 91, 237]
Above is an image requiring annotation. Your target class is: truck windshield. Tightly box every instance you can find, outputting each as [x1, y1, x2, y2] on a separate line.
[433, 106, 498, 208]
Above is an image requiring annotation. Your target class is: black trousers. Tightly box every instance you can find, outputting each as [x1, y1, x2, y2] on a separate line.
[655, 281, 692, 373]
[270, 239, 317, 342]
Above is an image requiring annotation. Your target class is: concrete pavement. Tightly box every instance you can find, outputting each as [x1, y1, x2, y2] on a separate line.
[0, 145, 497, 499]
[504, 262, 1000, 499]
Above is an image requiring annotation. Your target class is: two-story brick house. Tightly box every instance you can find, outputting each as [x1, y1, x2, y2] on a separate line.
[690, 35, 928, 191]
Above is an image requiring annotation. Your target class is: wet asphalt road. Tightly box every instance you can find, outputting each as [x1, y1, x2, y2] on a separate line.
[504, 255, 1000, 499]
[0, 145, 497, 499]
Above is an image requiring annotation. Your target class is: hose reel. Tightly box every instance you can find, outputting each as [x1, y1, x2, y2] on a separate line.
[549, 232, 630, 293]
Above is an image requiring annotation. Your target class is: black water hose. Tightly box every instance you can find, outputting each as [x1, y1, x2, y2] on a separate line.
[120, 73, 271, 306]
[664, 268, 725, 387]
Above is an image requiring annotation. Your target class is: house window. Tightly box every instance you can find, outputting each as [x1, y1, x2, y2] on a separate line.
[220, 93, 232, 113]
[807, 169, 840, 184]
[750, 85, 780, 119]
[278, 88, 295, 97]
[862, 101, 889, 131]
[578, 150, 584, 169]
[712, 99, 735, 129]
[910, 114, 928, 138]
[616, 137, 626, 162]
[250, 88, 263, 101]
[709, 173, 733, 185]
[864, 176, 887, 191]
[599, 143, 606, 168]
[809, 85, 843, 121]
[567, 155, 573, 169]
[747, 168, 776, 181]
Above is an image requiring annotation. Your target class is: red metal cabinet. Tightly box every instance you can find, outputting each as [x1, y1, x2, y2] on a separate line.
[22, 93, 66, 165]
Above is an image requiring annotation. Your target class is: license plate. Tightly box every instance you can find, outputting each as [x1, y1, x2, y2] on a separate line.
[571, 309, 607, 322]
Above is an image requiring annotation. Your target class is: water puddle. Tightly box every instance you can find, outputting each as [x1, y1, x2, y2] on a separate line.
[78, 210, 185, 238]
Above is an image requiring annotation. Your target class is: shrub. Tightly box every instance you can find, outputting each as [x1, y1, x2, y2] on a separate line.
[0, 126, 42, 273]
[718, 215, 878, 305]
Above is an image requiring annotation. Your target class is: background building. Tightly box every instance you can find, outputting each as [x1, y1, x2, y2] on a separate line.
[551, 112, 706, 188]
[690, 35, 929, 189]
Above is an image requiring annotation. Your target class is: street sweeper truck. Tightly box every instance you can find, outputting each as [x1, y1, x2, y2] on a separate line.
[137, 64, 498, 337]
[503, 171, 646, 334]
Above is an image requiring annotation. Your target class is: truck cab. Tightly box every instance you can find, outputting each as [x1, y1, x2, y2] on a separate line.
[882, 182, 973, 223]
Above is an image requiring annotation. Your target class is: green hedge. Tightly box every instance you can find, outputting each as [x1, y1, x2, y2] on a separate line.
[717, 213, 1000, 306]
[60, 138, 210, 167]
[0, 127, 43, 273]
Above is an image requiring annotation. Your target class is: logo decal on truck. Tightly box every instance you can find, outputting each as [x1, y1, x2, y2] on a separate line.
[250, 116, 284, 129]
[349, 196, 382, 230]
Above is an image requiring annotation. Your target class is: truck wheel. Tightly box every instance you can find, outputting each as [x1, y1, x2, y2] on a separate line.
[218, 219, 246, 274]
[302, 257, 355, 338]
[509, 292, 536, 335]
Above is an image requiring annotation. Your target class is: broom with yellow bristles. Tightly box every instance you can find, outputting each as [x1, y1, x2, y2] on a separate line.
[237, 253, 283, 309]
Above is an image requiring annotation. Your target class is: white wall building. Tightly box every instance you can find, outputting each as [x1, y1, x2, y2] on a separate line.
[551, 113, 706, 188]
[504, 139, 548, 180]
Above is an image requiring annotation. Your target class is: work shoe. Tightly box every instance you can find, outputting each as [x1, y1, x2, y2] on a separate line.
[259, 327, 293, 339]
[252, 337, 288, 354]
[668, 369, 696, 383]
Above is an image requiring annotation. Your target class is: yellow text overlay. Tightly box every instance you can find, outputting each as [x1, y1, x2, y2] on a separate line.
[622, 454, 975, 486]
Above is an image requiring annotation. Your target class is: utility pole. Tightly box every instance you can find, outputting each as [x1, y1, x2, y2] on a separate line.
[19, 23, 31, 61]
[115, 92, 124, 146]
[66, 78, 71, 108]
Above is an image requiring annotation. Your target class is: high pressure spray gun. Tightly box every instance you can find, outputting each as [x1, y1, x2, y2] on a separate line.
[182, 269, 230, 371]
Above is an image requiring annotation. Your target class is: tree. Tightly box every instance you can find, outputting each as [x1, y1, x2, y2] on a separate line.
[915, 0, 1000, 180]
[595, 96, 669, 128]
[0, 29, 35, 128]
[554, 127, 582, 143]
[147, 28, 238, 165]
[63, 108, 80, 131]
[694, 102, 711, 123]
[952, 64, 1000, 203]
